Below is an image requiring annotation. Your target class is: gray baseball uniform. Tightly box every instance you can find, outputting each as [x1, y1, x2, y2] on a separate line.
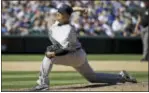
[139, 8, 149, 61]
[141, 26, 149, 60]
[37, 21, 125, 86]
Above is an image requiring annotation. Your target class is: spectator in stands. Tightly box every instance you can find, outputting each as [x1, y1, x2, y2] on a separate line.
[30, 19, 47, 35]
[1, 0, 147, 37]
[2, 23, 8, 35]
[81, 16, 97, 36]
[96, 17, 114, 37]
[112, 15, 125, 36]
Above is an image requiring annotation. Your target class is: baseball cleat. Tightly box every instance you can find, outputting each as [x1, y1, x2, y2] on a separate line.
[120, 70, 137, 83]
[29, 85, 49, 91]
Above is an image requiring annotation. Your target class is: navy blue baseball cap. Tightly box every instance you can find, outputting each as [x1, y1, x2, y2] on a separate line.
[57, 4, 73, 15]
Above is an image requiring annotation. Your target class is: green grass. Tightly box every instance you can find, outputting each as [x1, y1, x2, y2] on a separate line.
[2, 54, 142, 61]
[1, 71, 148, 91]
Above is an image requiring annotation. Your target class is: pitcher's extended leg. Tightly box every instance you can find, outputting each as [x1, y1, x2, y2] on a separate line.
[38, 56, 53, 86]
[74, 59, 125, 84]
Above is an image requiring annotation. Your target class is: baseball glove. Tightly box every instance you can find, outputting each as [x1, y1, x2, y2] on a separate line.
[46, 44, 61, 52]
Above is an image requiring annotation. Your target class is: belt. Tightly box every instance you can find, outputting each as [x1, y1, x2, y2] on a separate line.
[69, 47, 82, 53]
[76, 47, 82, 51]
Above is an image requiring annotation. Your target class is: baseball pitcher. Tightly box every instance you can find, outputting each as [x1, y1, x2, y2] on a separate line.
[31, 4, 137, 91]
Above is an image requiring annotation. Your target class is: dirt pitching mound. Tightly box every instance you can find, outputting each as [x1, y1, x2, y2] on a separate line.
[3, 82, 148, 92]
[49, 82, 148, 91]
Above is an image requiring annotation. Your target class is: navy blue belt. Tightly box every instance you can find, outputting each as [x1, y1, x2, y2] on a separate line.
[69, 47, 82, 53]
[76, 47, 82, 51]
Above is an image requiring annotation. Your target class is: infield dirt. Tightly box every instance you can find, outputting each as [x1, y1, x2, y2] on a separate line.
[49, 82, 148, 91]
[2, 61, 148, 71]
[3, 82, 148, 92]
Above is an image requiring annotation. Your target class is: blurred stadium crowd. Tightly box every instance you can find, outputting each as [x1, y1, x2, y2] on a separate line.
[1, 0, 147, 37]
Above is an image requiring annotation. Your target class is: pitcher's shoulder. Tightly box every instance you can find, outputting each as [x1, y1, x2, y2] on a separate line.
[69, 24, 76, 30]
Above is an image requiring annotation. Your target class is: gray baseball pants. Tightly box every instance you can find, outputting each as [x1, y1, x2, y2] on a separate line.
[37, 49, 125, 86]
[141, 26, 149, 60]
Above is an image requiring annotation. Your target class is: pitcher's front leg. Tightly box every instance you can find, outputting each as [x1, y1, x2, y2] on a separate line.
[38, 56, 53, 86]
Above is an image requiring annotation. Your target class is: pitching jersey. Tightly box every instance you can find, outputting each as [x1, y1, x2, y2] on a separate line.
[48, 21, 82, 52]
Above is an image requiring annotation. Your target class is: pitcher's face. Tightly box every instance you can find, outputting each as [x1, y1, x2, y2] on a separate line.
[56, 12, 70, 23]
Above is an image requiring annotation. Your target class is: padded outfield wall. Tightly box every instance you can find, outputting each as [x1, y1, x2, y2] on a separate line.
[1, 35, 142, 54]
